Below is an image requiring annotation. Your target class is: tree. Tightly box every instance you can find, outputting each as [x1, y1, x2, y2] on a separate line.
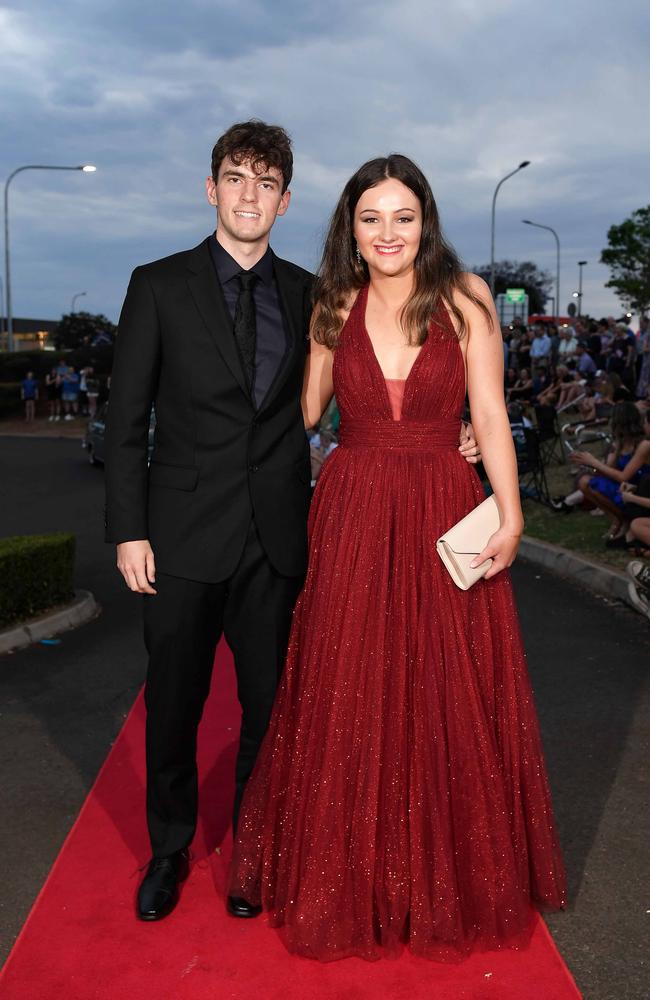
[53, 311, 116, 350]
[472, 260, 554, 315]
[601, 206, 650, 316]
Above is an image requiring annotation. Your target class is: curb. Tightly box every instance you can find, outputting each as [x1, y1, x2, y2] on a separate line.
[0, 590, 100, 655]
[519, 535, 634, 608]
[0, 432, 85, 440]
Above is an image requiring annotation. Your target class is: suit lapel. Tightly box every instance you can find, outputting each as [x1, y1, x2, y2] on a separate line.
[257, 254, 305, 415]
[186, 239, 250, 400]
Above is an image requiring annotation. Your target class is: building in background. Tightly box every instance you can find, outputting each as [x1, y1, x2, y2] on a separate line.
[0, 318, 58, 352]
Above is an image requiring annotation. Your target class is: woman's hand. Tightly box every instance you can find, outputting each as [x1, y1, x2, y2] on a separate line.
[569, 450, 597, 467]
[470, 525, 523, 580]
[620, 481, 637, 495]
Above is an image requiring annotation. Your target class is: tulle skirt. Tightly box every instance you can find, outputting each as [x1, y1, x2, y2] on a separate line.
[229, 445, 566, 962]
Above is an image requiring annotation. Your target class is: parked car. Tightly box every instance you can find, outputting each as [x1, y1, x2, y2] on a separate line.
[83, 403, 155, 466]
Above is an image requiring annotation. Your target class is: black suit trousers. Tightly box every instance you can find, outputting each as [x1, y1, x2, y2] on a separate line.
[142, 519, 304, 857]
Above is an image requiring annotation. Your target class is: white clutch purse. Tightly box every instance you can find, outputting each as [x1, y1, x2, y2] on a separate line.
[436, 494, 501, 590]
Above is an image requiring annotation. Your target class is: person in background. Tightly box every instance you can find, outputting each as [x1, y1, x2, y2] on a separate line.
[607, 324, 637, 390]
[21, 370, 39, 422]
[586, 322, 603, 369]
[505, 328, 520, 371]
[574, 374, 615, 422]
[569, 401, 650, 544]
[557, 327, 578, 361]
[547, 322, 560, 366]
[504, 366, 518, 395]
[62, 365, 80, 420]
[555, 367, 588, 411]
[45, 367, 60, 421]
[536, 364, 572, 407]
[54, 357, 69, 421]
[86, 367, 100, 418]
[78, 366, 89, 416]
[530, 366, 550, 403]
[636, 316, 650, 400]
[506, 367, 533, 403]
[530, 325, 551, 367]
[515, 328, 532, 369]
[616, 413, 650, 558]
[622, 449, 650, 618]
[621, 477, 650, 552]
[576, 343, 597, 379]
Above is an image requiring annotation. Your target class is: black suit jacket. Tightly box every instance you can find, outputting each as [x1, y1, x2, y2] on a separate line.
[105, 237, 315, 582]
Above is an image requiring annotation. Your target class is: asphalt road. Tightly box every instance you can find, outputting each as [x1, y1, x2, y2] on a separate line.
[1, 436, 648, 999]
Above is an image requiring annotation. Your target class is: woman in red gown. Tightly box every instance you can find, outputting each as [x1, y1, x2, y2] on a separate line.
[228, 155, 567, 962]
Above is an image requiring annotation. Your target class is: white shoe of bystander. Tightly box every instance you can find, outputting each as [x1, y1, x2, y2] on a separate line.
[627, 560, 650, 594]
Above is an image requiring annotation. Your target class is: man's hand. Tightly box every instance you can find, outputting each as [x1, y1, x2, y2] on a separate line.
[117, 540, 157, 594]
[458, 421, 481, 464]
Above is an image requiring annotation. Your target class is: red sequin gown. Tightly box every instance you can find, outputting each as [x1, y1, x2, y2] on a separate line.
[229, 286, 567, 962]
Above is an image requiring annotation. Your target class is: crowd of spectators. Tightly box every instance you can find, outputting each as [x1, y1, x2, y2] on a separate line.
[502, 314, 647, 401]
[502, 314, 648, 452]
[20, 360, 105, 422]
[501, 313, 650, 617]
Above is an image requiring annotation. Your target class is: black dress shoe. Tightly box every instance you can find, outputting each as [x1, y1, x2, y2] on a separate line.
[226, 895, 262, 919]
[137, 850, 189, 921]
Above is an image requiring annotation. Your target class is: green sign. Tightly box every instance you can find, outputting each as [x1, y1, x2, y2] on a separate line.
[505, 288, 526, 303]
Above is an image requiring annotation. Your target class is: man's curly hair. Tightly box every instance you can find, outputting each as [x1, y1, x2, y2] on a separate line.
[211, 120, 293, 192]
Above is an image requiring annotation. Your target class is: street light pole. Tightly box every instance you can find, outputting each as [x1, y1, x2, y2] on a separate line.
[577, 260, 588, 317]
[522, 219, 561, 324]
[490, 160, 531, 297]
[4, 164, 96, 352]
[71, 291, 87, 313]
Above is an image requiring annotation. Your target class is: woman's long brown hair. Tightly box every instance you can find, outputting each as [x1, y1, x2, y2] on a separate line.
[610, 400, 645, 455]
[311, 154, 493, 348]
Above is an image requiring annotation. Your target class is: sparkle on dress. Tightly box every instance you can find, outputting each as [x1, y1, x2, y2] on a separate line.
[229, 284, 567, 962]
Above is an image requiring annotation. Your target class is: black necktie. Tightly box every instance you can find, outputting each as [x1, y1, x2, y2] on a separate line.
[233, 271, 258, 394]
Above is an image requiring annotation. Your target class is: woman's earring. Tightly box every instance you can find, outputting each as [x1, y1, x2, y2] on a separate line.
[356, 245, 362, 265]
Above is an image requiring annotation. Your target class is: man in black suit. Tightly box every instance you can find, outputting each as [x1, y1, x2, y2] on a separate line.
[105, 120, 313, 922]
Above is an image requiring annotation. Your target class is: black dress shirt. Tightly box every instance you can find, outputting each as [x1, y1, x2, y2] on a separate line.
[210, 235, 288, 408]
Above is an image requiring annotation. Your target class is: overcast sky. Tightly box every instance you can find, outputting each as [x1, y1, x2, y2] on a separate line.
[1, 0, 647, 324]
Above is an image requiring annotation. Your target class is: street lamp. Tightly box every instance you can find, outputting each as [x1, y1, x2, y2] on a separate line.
[490, 160, 531, 296]
[4, 164, 97, 352]
[71, 291, 87, 313]
[522, 219, 561, 324]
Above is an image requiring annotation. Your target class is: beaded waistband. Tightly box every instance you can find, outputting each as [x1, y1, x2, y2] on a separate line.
[338, 417, 460, 451]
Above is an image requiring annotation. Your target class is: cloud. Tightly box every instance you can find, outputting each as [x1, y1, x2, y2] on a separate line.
[1, 0, 648, 320]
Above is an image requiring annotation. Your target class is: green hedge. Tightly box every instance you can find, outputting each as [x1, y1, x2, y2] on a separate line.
[0, 533, 76, 629]
[0, 382, 22, 418]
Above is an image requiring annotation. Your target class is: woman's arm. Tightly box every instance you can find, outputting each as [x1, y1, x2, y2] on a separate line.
[571, 441, 650, 482]
[454, 274, 524, 578]
[301, 316, 335, 429]
[622, 485, 650, 508]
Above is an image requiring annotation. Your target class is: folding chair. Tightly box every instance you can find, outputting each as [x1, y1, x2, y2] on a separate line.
[517, 427, 553, 506]
[534, 404, 565, 465]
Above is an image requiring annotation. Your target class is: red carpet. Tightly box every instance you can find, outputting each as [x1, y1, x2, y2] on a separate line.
[1, 642, 582, 999]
